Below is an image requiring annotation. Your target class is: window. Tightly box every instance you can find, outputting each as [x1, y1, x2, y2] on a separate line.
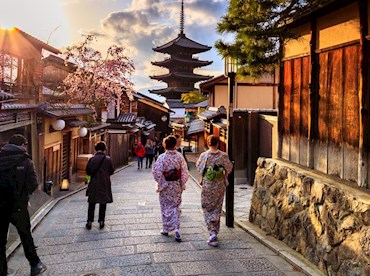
[0, 51, 33, 95]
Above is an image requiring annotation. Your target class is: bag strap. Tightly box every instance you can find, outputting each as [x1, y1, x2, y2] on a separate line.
[92, 155, 106, 177]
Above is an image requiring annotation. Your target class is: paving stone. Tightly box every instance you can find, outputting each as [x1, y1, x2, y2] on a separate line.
[44, 260, 102, 275]
[118, 264, 172, 276]
[75, 230, 131, 242]
[191, 240, 251, 250]
[102, 254, 152, 268]
[153, 249, 258, 263]
[170, 260, 245, 275]
[237, 258, 278, 272]
[64, 238, 124, 253]
[42, 246, 135, 265]
[137, 242, 195, 253]
[41, 235, 76, 246]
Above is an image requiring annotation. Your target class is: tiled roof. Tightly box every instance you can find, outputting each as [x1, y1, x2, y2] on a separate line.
[167, 99, 185, 109]
[40, 103, 94, 117]
[198, 106, 227, 120]
[152, 56, 212, 67]
[187, 119, 205, 135]
[65, 119, 88, 127]
[194, 100, 208, 108]
[116, 113, 137, 123]
[153, 33, 211, 54]
[150, 72, 212, 82]
[0, 91, 16, 102]
[1, 103, 37, 110]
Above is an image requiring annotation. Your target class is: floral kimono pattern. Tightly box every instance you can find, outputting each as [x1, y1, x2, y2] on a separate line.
[152, 150, 189, 232]
[196, 150, 233, 234]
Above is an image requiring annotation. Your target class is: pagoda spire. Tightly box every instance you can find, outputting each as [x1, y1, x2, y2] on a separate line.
[180, 0, 184, 34]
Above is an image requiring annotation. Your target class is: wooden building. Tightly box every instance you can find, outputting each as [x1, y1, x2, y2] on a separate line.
[250, 1, 370, 274]
[279, 0, 369, 186]
[0, 27, 60, 185]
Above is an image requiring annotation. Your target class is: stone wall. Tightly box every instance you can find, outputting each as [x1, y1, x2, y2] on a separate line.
[250, 158, 370, 275]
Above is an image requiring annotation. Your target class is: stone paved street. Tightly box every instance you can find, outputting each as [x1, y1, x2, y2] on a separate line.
[8, 164, 303, 276]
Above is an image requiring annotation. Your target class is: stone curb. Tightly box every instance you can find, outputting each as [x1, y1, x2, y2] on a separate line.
[6, 163, 133, 260]
[188, 173, 323, 276]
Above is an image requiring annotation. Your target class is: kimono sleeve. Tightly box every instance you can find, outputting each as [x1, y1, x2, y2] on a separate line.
[180, 155, 189, 189]
[221, 153, 233, 175]
[151, 156, 168, 191]
[196, 152, 207, 173]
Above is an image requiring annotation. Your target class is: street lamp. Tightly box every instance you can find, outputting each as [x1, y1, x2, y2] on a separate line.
[224, 56, 238, 227]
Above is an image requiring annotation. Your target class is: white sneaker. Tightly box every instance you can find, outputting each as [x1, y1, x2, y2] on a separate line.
[208, 233, 218, 247]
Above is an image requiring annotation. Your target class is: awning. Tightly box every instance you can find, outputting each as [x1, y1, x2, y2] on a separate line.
[65, 119, 88, 127]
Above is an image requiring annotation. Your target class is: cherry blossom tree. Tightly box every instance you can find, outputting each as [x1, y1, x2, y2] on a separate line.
[62, 35, 135, 121]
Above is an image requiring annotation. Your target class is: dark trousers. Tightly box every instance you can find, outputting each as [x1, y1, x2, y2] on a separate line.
[87, 203, 107, 222]
[145, 154, 155, 168]
[137, 157, 143, 169]
[0, 206, 40, 275]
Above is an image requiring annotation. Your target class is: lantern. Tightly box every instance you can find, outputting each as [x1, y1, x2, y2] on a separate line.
[78, 127, 88, 137]
[52, 119, 65, 131]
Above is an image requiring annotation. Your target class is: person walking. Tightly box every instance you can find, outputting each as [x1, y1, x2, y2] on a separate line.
[196, 135, 233, 247]
[175, 134, 189, 168]
[85, 141, 114, 230]
[134, 141, 145, 169]
[152, 135, 189, 242]
[144, 139, 155, 169]
[0, 134, 47, 276]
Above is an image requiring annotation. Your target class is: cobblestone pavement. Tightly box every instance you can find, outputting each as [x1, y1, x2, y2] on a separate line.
[8, 164, 303, 276]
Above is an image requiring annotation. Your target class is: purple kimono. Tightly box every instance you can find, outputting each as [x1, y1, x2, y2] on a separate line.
[152, 150, 189, 232]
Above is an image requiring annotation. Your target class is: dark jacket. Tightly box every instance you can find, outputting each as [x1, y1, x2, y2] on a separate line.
[0, 144, 38, 206]
[86, 152, 114, 204]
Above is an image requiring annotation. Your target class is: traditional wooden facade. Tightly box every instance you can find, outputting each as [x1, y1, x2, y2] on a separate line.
[150, 0, 212, 100]
[279, 0, 370, 186]
[0, 28, 60, 185]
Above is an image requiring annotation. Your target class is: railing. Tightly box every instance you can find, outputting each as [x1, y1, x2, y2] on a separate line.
[0, 81, 39, 99]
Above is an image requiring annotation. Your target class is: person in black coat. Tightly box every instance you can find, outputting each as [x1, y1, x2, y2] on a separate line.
[0, 134, 47, 276]
[85, 141, 114, 230]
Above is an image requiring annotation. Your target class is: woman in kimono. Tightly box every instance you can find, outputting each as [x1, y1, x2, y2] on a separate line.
[196, 135, 233, 247]
[152, 135, 189, 242]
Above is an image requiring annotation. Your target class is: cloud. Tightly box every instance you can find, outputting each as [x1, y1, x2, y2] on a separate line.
[98, 0, 228, 91]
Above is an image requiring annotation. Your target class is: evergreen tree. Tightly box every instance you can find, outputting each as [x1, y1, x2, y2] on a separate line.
[216, 0, 331, 77]
[181, 90, 207, 104]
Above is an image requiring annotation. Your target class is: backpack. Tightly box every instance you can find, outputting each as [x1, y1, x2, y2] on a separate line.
[0, 156, 27, 210]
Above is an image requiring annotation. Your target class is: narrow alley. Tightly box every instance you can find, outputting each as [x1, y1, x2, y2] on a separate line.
[7, 165, 302, 276]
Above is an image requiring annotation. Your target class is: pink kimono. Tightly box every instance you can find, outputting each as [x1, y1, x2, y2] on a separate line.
[196, 150, 233, 234]
[152, 150, 189, 232]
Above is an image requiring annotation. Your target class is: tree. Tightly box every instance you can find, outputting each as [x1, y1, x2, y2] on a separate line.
[181, 90, 207, 104]
[216, 0, 331, 77]
[62, 35, 135, 121]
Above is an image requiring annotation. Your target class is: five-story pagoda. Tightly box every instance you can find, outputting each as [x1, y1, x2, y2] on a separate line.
[150, 0, 212, 100]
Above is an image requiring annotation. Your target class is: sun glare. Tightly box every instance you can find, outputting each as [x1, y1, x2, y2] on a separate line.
[0, 0, 70, 47]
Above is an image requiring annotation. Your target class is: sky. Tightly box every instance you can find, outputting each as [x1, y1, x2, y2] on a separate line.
[0, 0, 229, 102]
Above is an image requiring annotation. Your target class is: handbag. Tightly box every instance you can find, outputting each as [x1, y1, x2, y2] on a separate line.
[86, 155, 106, 196]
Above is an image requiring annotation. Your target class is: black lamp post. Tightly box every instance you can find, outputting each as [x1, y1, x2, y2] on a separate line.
[224, 56, 237, 227]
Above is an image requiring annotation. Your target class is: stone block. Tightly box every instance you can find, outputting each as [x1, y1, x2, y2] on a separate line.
[262, 174, 276, 187]
[310, 182, 325, 204]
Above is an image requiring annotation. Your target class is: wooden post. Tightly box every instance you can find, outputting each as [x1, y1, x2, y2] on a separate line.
[277, 58, 284, 158]
[358, 0, 369, 186]
[308, 18, 319, 169]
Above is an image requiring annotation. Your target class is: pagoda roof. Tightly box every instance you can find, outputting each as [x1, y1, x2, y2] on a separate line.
[150, 72, 212, 82]
[152, 56, 212, 68]
[149, 87, 190, 99]
[153, 33, 211, 54]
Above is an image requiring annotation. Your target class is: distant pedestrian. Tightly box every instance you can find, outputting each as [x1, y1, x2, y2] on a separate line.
[85, 141, 114, 230]
[145, 139, 155, 169]
[196, 135, 233, 247]
[0, 134, 47, 276]
[152, 135, 189, 242]
[175, 134, 189, 168]
[134, 141, 145, 169]
[157, 139, 165, 156]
